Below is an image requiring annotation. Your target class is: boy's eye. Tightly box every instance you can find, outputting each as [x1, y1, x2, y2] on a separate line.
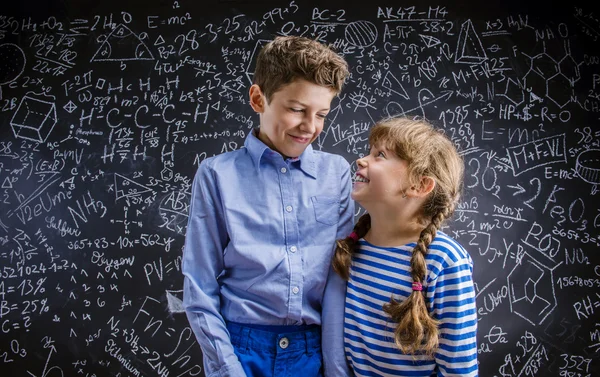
[291, 108, 303, 113]
[317, 113, 327, 120]
[377, 151, 386, 158]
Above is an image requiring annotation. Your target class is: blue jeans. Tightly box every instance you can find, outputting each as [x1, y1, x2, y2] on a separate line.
[226, 321, 323, 377]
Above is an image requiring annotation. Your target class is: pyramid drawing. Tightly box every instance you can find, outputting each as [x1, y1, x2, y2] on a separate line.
[455, 20, 487, 64]
[91, 24, 154, 62]
[382, 71, 409, 100]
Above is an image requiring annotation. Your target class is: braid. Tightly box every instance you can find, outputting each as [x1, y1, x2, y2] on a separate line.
[361, 115, 464, 355]
[383, 206, 453, 356]
[333, 213, 371, 280]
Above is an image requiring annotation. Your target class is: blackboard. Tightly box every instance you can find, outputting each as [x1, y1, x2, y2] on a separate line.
[1, 0, 599, 376]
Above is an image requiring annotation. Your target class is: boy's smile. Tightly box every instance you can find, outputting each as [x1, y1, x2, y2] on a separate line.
[249, 79, 336, 158]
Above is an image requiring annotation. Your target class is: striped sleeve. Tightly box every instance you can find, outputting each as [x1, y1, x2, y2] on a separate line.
[431, 250, 478, 377]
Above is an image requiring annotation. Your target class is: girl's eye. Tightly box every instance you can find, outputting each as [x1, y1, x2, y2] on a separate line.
[291, 108, 303, 113]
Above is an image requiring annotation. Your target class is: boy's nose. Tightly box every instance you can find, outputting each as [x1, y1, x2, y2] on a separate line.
[356, 157, 367, 167]
[300, 114, 317, 133]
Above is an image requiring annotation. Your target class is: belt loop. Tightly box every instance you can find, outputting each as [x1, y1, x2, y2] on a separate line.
[305, 329, 318, 353]
[242, 326, 251, 351]
[304, 331, 310, 353]
[309, 327, 320, 353]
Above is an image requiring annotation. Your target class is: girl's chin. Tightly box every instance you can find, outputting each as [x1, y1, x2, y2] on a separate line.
[350, 191, 363, 201]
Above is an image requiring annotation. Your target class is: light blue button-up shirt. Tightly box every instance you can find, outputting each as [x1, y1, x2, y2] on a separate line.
[182, 130, 354, 377]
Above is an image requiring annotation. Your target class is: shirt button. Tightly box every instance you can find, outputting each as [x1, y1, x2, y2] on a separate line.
[290, 246, 297, 253]
[292, 287, 299, 294]
[279, 337, 289, 349]
[285, 205, 293, 212]
[280, 167, 287, 173]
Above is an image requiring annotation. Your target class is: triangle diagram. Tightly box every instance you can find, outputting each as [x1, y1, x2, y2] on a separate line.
[382, 71, 409, 100]
[59, 176, 75, 188]
[114, 173, 154, 201]
[154, 35, 166, 46]
[455, 20, 487, 64]
[419, 34, 441, 48]
[91, 24, 154, 62]
[1, 177, 12, 188]
[166, 290, 185, 313]
[530, 91, 544, 103]
[245, 39, 271, 85]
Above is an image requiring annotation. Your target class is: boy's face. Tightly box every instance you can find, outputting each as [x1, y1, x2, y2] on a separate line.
[249, 79, 336, 158]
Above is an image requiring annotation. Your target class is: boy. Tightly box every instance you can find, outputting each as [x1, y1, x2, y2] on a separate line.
[182, 36, 354, 377]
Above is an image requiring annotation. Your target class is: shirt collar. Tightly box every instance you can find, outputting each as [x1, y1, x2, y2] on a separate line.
[244, 129, 317, 179]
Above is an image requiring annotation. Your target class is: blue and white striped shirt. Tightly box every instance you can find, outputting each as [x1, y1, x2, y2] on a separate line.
[344, 233, 478, 377]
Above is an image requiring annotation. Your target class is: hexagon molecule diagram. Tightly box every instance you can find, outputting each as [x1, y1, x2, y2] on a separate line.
[507, 252, 557, 326]
[523, 41, 581, 109]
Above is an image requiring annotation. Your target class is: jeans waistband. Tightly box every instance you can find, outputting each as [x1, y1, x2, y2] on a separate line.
[226, 321, 321, 354]
[233, 322, 320, 333]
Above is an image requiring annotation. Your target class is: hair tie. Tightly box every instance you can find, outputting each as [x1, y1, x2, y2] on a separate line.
[412, 282, 423, 291]
[348, 231, 359, 242]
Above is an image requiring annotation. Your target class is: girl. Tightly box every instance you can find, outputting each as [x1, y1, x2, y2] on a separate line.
[333, 117, 478, 376]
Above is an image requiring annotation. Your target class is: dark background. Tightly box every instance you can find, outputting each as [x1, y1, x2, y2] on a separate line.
[1, 0, 599, 376]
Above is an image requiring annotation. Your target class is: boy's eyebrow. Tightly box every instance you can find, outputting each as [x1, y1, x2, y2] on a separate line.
[287, 99, 330, 112]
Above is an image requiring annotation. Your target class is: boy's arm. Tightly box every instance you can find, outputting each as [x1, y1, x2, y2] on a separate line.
[182, 161, 246, 377]
[322, 157, 355, 377]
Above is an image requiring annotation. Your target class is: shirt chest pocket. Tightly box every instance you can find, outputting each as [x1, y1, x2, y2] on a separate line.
[310, 196, 340, 226]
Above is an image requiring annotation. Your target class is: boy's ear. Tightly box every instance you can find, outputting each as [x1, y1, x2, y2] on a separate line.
[412, 176, 436, 197]
[249, 84, 265, 113]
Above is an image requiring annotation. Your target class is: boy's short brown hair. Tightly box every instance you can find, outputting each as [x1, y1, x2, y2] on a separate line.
[253, 36, 349, 102]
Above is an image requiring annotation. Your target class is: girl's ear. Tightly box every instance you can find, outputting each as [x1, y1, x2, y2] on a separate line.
[412, 176, 436, 197]
[249, 84, 265, 113]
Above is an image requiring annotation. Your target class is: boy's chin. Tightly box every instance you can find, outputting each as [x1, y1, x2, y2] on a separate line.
[277, 146, 306, 159]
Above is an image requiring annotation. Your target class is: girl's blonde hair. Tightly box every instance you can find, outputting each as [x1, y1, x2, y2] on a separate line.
[333, 116, 464, 355]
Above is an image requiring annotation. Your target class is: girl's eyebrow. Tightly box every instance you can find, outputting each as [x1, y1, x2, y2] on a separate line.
[371, 144, 387, 153]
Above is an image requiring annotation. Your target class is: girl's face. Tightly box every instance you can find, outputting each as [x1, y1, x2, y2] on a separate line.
[352, 143, 411, 206]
